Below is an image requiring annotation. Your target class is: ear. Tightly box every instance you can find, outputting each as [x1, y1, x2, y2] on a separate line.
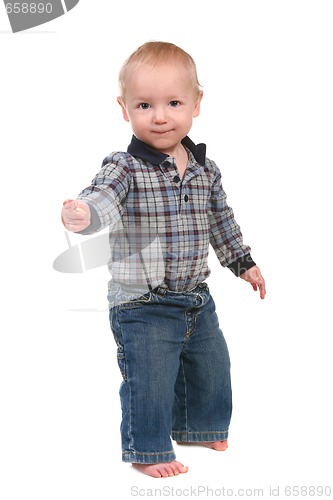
[117, 96, 130, 122]
[193, 90, 203, 118]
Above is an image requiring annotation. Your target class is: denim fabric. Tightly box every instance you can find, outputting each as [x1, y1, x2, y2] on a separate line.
[109, 283, 232, 464]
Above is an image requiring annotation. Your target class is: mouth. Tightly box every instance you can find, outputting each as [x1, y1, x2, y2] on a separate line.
[151, 130, 172, 135]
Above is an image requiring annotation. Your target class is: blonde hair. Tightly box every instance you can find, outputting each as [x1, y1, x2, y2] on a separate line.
[119, 41, 201, 100]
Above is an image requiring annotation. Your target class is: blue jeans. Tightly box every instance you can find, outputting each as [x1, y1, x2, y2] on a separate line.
[109, 283, 232, 464]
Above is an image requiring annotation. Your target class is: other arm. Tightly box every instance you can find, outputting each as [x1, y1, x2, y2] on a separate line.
[208, 161, 266, 299]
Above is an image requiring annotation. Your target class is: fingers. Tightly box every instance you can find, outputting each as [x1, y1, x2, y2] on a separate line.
[241, 266, 266, 299]
[251, 279, 265, 299]
[258, 280, 266, 299]
[255, 269, 266, 300]
[63, 199, 74, 206]
[63, 199, 83, 212]
[255, 275, 266, 300]
[61, 199, 91, 232]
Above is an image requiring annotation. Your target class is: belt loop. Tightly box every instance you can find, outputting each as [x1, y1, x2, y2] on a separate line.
[198, 282, 208, 291]
[154, 286, 167, 296]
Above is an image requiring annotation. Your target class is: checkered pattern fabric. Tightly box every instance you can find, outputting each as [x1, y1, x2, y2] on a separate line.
[77, 135, 255, 292]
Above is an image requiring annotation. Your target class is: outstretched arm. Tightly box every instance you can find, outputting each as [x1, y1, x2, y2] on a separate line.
[240, 265, 266, 300]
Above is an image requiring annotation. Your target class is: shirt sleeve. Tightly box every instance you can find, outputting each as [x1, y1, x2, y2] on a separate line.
[76, 152, 131, 235]
[208, 162, 256, 276]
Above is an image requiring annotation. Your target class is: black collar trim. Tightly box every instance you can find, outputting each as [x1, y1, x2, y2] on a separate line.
[127, 135, 206, 166]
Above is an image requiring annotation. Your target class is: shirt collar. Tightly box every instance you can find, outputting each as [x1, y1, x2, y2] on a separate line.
[127, 135, 206, 166]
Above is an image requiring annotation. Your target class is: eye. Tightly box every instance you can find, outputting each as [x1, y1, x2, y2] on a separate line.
[169, 100, 180, 107]
[139, 103, 150, 110]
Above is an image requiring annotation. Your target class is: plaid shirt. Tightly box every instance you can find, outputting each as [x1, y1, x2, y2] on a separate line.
[77, 135, 255, 293]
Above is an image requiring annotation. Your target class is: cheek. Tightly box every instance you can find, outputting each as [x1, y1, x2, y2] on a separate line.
[129, 113, 148, 128]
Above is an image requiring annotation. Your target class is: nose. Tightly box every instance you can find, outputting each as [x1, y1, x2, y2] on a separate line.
[152, 106, 167, 124]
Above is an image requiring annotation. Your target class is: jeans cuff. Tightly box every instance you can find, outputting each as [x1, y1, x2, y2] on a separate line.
[122, 449, 176, 464]
[172, 430, 229, 442]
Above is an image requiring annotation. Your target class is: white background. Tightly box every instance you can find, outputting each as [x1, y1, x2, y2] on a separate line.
[1, 1, 332, 498]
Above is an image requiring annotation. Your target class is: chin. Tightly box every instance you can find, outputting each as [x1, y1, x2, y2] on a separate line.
[149, 135, 179, 149]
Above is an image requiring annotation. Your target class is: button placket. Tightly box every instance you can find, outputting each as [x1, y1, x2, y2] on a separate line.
[162, 157, 191, 215]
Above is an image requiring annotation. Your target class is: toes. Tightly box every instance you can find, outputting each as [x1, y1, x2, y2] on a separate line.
[165, 465, 176, 476]
[151, 468, 163, 478]
[174, 461, 189, 474]
[156, 465, 172, 478]
[169, 464, 183, 475]
[154, 462, 188, 477]
[132, 461, 188, 478]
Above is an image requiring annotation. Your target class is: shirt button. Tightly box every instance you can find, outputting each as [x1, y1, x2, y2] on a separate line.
[184, 195, 189, 202]
[163, 160, 171, 167]
[173, 175, 180, 183]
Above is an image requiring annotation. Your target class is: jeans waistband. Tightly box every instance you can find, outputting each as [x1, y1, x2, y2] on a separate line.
[152, 282, 209, 296]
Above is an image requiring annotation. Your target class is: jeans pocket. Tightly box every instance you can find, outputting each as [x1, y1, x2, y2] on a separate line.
[117, 291, 152, 309]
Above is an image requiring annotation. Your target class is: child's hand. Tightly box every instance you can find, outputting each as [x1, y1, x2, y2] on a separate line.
[240, 265, 266, 299]
[61, 199, 91, 232]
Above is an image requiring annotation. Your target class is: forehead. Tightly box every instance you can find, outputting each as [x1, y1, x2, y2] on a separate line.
[125, 61, 194, 95]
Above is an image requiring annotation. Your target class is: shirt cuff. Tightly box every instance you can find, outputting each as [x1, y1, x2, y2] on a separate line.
[227, 254, 256, 277]
[76, 203, 101, 235]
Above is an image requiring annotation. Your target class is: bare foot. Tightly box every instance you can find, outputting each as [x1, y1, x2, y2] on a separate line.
[177, 440, 228, 451]
[132, 460, 189, 478]
[202, 440, 228, 451]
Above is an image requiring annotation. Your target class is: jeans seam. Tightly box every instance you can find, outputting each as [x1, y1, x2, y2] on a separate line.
[180, 357, 188, 432]
[172, 430, 229, 435]
[122, 450, 175, 456]
[114, 307, 134, 451]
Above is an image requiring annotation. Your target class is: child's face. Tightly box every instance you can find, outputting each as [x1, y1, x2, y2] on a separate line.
[117, 61, 203, 156]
